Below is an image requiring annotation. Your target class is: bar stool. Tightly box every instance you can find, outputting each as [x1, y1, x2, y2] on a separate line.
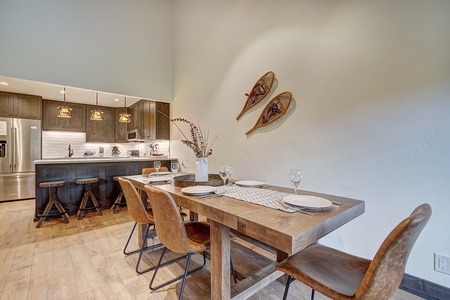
[76, 177, 103, 220]
[110, 176, 126, 214]
[36, 180, 69, 228]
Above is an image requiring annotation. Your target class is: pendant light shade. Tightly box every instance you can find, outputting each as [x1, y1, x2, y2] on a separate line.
[118, 97, 131, 123]
[57, 87, 72, 118]
[90, 93, 104, 121]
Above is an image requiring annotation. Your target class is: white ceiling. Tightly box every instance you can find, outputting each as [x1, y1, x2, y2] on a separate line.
[0, 75, 151, 107]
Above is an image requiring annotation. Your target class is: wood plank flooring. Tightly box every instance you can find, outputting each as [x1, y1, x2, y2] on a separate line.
[0, 200, 424, 300]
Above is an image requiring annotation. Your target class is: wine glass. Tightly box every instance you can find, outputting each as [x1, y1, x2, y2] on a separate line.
[218, 166, 229, 186]
[289, 169, 302, 194]
[154, 161, 161, 175]
[226, 165, 234, 185]
[171, 162, 179, 178]
[182, 160, 190, 172]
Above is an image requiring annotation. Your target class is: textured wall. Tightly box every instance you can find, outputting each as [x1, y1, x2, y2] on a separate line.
[172, 0, 450, 287]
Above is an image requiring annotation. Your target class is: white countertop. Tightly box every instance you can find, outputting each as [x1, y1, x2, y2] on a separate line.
[33, 156, 174, 165]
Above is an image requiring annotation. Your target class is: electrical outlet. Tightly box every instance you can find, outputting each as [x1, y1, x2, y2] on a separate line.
[434, 253, 450, 275]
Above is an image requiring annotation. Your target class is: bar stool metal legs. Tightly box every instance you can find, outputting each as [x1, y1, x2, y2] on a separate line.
[76, 177, 103, 220]
[36, 181, 69, 228]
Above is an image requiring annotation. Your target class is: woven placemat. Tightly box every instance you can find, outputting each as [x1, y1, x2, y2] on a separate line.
[173, 174, 224, 187]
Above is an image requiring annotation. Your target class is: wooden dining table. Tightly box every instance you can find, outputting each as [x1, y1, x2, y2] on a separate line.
[123, 175, 365, 300]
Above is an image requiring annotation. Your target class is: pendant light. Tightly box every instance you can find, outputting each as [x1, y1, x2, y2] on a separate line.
[57, 87, 72, 118]
[90, 92, 104, 121]
[118, 96, 131, 123]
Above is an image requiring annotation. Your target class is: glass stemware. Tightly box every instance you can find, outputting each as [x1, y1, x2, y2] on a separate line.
[226, 165, 234, 185]
[289, 169, 302, 194]
[182, 160, 190, 172]
[171, 162, 179, 178]
[218, 165, 229, 186]
[154, 161, 161, 175]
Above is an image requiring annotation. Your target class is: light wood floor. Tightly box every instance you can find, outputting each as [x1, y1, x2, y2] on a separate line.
[0, 200, 424, 300]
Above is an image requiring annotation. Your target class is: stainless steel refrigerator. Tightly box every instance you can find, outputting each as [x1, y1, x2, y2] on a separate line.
[0, 117, 41, 201]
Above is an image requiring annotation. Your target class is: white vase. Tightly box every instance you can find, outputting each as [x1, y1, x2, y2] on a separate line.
[195, 157, 208, 182]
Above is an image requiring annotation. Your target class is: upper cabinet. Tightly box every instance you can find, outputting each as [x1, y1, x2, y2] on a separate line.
[114, 107, 128, 143]
[86, 105, 115, 142]
[42, 100, 86, 132]
[0, 91, 42, 119]
[155, 102, 170, 140]
[127, 100, 170, 141]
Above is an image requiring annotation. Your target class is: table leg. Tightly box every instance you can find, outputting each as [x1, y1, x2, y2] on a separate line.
[210, 220, 231, 299]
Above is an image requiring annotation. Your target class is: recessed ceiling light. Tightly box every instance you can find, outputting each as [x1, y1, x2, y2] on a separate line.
[60, 90, 65, 94]
[114, 98, 119, 102]
[0, 82, 8, 86]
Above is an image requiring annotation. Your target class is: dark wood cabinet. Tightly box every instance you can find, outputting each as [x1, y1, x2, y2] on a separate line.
[86, 105, 114, 142]
[0, 91, 42, 119]
[155, 102, 170, 140]
[126, 100, 170, 141]
[114, 107, 128, 143]
[42, 100, 86, 132]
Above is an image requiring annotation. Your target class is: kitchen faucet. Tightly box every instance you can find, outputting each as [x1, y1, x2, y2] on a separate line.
[68, 144, 74, 158]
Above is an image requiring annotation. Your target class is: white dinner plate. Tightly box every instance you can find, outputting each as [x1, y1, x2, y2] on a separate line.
[181, 186, 217, 196]
[283, 195, 332, 209]
[146, 176, 171, 183]
[149, 171, 171, 176]
[235, 180, 265, 187]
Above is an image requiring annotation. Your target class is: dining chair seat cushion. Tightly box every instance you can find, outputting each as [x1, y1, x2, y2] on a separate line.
[184, 222, 211, 251]
[277, 244, 371, 297]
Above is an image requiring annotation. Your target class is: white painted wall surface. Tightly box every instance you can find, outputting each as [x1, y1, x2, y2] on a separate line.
[172, 1, 450, 287]
[0, 0, 173, 101]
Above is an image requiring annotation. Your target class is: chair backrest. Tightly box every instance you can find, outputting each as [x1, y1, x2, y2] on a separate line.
[144, 185, 193, 254]
[118, 178, 154, 224]
[356, 203, 432, 299]
[142, 167, 169, 175]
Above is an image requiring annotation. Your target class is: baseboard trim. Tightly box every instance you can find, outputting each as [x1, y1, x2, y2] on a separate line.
[400, 273, 450, 300]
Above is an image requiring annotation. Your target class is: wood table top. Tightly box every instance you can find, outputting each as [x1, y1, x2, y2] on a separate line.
[125, 176, 365, 255]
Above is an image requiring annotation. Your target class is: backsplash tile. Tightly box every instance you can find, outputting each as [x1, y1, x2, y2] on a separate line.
[42, 131, 170, 159]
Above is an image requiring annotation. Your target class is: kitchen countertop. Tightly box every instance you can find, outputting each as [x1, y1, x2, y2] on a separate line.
[33, 156, 173, 164]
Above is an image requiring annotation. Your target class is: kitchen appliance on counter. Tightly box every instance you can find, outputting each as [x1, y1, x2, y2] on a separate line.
[0, 117, 41, 201]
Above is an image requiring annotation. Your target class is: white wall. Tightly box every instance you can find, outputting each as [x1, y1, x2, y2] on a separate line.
[172, 0, 450, 287]
[0, 0, 173, 101]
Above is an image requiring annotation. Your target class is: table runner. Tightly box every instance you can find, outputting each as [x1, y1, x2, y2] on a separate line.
[215, 185, 301, 213]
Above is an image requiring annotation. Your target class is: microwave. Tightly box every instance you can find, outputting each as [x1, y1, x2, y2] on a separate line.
[127, 129, 144, 142]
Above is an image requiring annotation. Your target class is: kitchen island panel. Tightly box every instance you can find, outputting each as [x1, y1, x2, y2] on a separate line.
[34, 158, 175, 220]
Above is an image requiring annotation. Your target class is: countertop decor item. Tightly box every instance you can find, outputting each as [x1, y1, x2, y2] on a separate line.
[169, 116, 217, 181]
[236, 71, 275, 120]
[246, 91, 292, 135]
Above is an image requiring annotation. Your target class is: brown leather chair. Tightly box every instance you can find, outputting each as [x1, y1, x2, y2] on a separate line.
[144, 185, 237, 299]
[119, 178, 162, 274]
[276, 203, 431, 300]
[142, 167, 169, 175]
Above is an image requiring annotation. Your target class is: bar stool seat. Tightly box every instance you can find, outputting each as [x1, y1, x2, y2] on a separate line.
[110, 176, 126, 214]
[36, 180, 69, 228]
[76, 177, 103, 220]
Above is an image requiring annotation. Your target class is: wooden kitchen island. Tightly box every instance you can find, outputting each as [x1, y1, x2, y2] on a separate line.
[33, 157, 177, 220]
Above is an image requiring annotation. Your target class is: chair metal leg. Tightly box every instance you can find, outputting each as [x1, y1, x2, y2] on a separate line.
[230, 257, 237, 284]
[178, 253, 193, 300]
[150, 250, 206, 292]
[282, 276, 294, 300]
[311, 289, 315, 300]
[123, 222, 162, 274]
